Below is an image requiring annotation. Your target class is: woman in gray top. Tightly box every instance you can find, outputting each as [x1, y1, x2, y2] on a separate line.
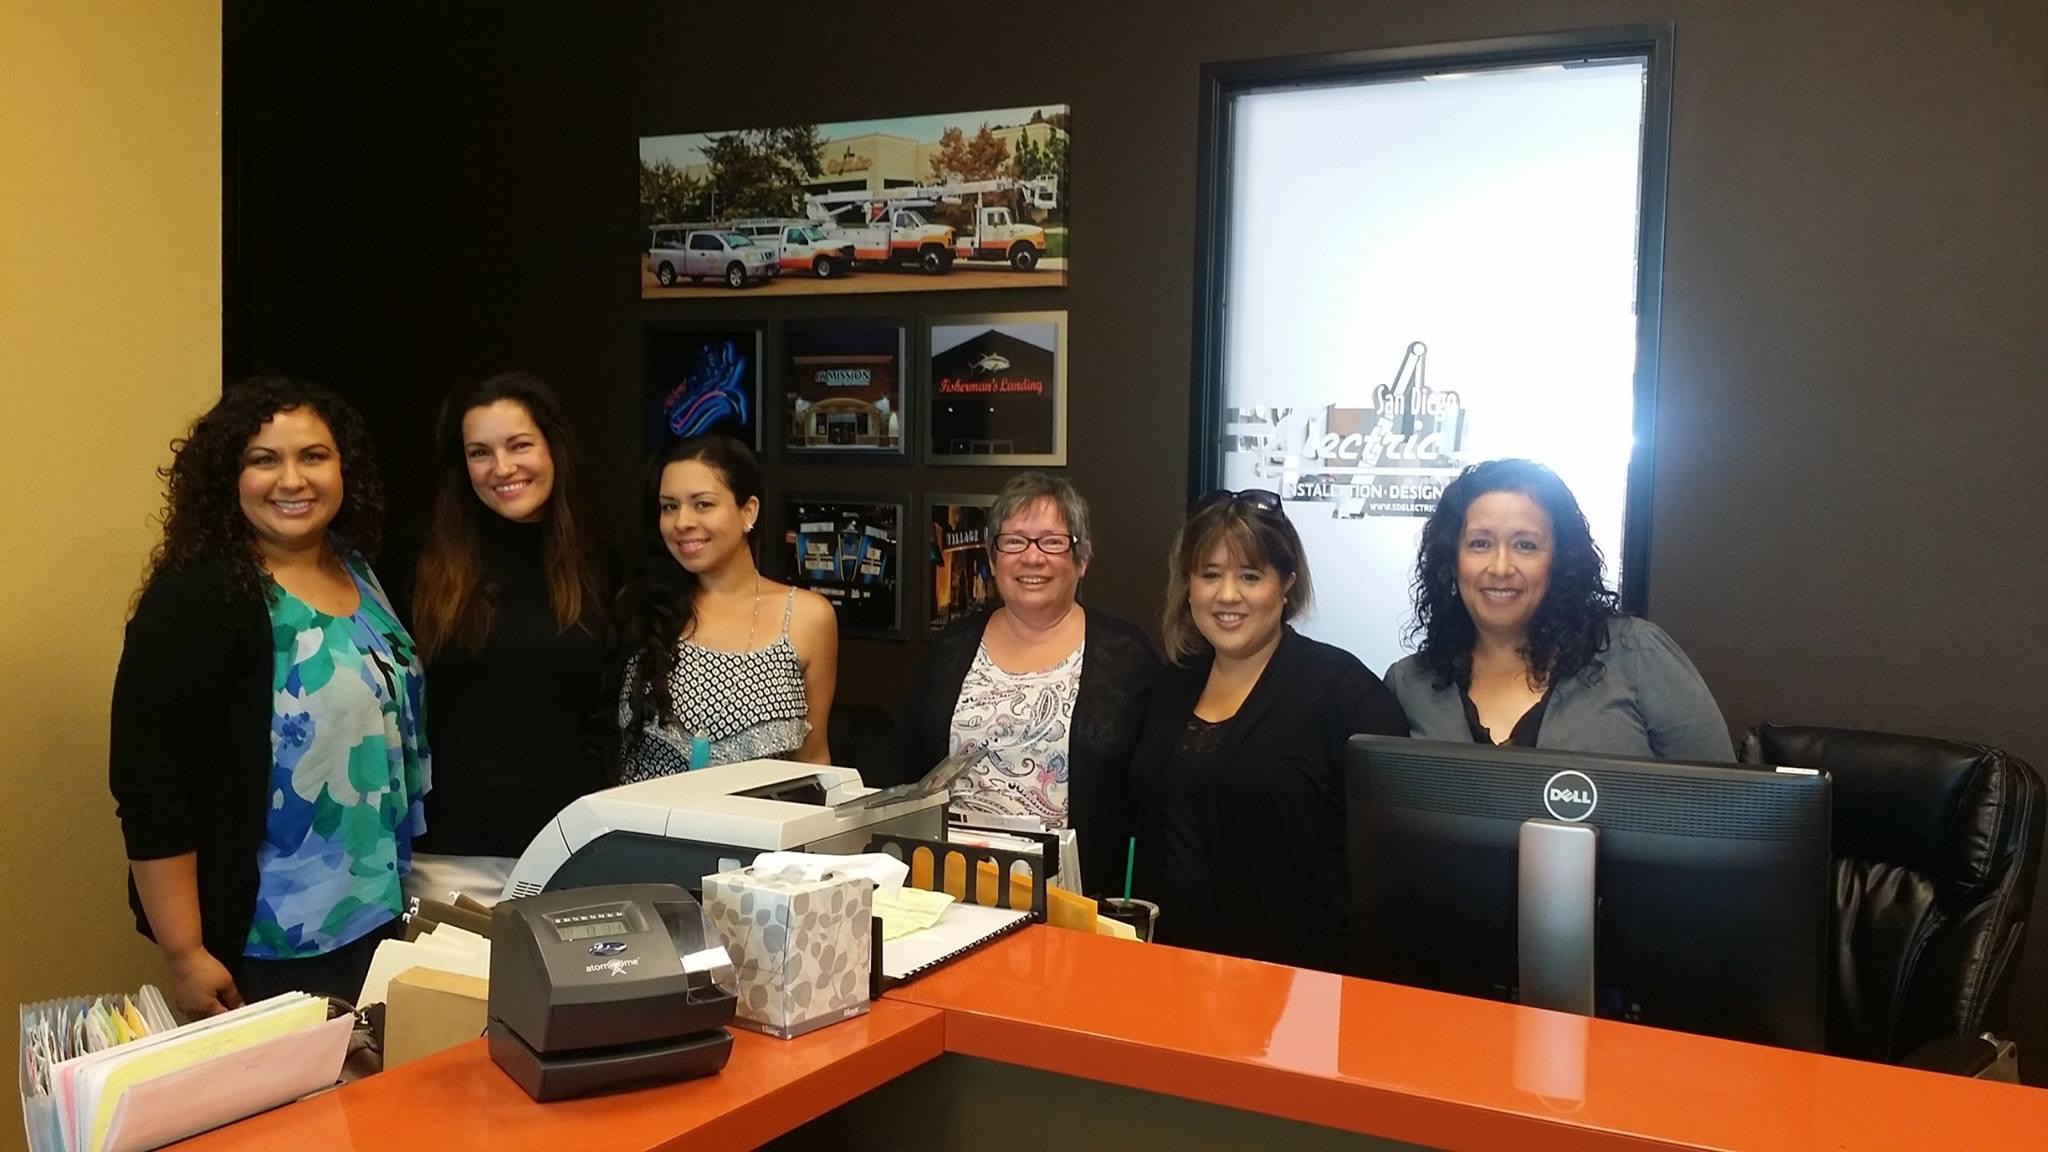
[1384, 459, 1733, 761]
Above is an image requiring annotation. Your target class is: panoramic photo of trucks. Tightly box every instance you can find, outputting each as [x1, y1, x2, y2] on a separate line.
[639, 105, 1069, 299]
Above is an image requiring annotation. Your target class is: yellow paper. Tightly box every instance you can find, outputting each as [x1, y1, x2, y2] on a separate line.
[86, 995, 327, 1152]
[873, 886, 953, 940]
[1094, 913, 1137, 941]
[905, 850, 1099, 932]
[119, 998, 148, 1040]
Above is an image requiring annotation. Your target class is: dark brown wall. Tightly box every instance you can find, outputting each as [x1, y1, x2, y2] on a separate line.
[229, 0, 2048, 1067]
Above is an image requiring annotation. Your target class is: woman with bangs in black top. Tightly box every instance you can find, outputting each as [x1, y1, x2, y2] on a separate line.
[1128, 490, 1407, 972]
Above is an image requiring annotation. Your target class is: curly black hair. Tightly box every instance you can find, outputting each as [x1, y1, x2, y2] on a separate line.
[1405, 459, 1619, 690]
[142, 376, 386, 613]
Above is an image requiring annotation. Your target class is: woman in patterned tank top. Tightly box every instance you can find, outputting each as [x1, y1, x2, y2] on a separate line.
[616, 435, 837, 780]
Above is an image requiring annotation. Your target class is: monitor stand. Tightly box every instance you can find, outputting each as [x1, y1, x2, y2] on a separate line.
[1518, 820, 1597, 1016]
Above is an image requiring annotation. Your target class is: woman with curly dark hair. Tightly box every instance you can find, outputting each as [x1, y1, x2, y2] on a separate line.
[1385, 459, 1731, 760]
[110, 377, 429, 1017]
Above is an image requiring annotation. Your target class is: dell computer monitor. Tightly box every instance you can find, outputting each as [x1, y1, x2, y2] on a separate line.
[1347, 735, 1832, 1050]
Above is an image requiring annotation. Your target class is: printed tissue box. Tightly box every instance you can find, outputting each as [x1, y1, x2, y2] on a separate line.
[702, 866, 872, 1039]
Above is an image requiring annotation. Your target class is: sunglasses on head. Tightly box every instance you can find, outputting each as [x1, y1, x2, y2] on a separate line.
[1192, 488, 1286, 516]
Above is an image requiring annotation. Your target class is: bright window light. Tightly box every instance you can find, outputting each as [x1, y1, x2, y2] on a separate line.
[1216, 58, 1650, 673]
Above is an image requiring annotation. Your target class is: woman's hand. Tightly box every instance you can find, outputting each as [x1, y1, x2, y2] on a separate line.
[129, 855, 240, 1017]
[164, 946, 243, 1019]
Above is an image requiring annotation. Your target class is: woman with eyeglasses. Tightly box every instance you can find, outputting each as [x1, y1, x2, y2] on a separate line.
[1385, 459, 1731, 759]
[893, 472, 1159, 897]
[1129, 489, 1406, 972]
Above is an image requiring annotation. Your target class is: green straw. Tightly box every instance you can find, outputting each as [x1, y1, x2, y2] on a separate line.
[1122, 837, 1136, 902]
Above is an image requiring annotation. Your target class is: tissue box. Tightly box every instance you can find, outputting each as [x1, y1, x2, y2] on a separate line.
[702, 867, 872, 1039]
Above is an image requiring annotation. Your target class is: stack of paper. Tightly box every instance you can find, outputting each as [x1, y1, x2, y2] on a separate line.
[880, 901, 1031, 982]
[22, 988, 168, 1152]
[872, 886, 954, 941]
[357, 923, 491, 1009]
[945, 817, 1084, 894]
[20, 989, 348, 1152]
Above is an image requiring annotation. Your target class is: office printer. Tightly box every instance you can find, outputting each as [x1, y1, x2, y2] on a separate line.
[502, 758, 953, 900]
[488, 883, 737, 1101]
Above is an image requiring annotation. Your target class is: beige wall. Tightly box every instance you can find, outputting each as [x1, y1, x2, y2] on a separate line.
[0, 0, 220, 1140]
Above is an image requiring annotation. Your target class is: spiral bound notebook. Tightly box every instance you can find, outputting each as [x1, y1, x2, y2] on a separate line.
[881, 902, 1031, 982]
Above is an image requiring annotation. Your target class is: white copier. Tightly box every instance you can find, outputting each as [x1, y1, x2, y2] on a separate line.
[501, 758, 956, 900]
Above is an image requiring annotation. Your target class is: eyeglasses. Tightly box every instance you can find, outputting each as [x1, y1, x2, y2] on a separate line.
[1192, 488, 1285, 516]
[992, 533, 1078, 555]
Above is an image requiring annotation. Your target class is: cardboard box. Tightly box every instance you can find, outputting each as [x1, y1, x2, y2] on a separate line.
[702, 867, 871, 1039]
[384, 966, 489, 1068]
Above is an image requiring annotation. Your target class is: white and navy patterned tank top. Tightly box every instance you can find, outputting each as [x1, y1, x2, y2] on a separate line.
[619, 588, 811, 782]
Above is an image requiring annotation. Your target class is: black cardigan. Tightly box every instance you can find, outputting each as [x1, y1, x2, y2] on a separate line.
[108, 558, 276, 975]
[892, 607, 1161, 897]
[1128, 626, 1408, 972]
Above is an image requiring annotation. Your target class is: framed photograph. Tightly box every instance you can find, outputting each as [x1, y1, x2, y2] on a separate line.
[925, 495, 998, 635]
[782, 497, 904, 638]
[640, 104, 1070, 300]
[645, 327, 763, 449]
[926, 311, 1067, 465]
[781, 322, 907, 456]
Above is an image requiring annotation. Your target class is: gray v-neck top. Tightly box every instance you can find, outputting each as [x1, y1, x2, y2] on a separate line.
[1384, 616, 1734, 762]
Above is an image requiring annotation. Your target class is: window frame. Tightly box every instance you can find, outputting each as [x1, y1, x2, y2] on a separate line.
[1188, 24, 1676, 613]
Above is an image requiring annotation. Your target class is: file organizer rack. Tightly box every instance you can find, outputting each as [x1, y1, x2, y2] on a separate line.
[866, 829, 1053, 920]
[20, 994, 351, 1152]
[866, 830, 1050, 991]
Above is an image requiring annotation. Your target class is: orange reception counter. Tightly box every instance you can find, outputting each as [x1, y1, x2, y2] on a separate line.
[173, 927, 2048, 1152]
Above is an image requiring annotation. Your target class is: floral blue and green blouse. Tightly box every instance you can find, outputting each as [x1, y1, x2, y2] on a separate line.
[245, 555, 430, 960]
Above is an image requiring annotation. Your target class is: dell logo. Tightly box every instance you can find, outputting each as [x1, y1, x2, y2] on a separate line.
[1542, 770, 1598, 822]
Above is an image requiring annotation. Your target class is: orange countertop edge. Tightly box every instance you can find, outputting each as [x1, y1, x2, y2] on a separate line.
[169, 998, 944, 1152]
[881, 926, 2048, 1152]
[168, 926, 2048, 1152]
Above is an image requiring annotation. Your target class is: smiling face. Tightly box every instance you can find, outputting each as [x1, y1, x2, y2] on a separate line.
[237, 406, 344, 559]
[462, 399, 555, 522]
[1455, 490, 1555, 643]
[658, 458, 757, 575]
[1187, 542, 1292, 663]
[991, 497, 1087, 618]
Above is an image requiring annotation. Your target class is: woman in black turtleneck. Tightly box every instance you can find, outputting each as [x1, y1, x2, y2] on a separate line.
[401, 372, 616, 904]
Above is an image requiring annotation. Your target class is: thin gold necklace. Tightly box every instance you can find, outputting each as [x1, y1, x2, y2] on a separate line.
[746, 573, 761, 649]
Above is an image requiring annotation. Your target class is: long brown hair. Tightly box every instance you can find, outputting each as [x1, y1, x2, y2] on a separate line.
[412, 372, 605, 662]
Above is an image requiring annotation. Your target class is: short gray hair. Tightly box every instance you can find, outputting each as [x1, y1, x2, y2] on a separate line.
[986, 472, 1092, 564]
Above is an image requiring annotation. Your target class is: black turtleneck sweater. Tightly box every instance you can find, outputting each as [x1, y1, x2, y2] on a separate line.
[406, 517, 611, 859]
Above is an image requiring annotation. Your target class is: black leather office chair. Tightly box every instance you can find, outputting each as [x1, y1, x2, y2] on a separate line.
[1741, 723, 2044, 1077]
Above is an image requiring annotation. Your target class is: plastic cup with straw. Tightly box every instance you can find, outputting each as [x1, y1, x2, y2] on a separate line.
[1097, 837, 1157, 942]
